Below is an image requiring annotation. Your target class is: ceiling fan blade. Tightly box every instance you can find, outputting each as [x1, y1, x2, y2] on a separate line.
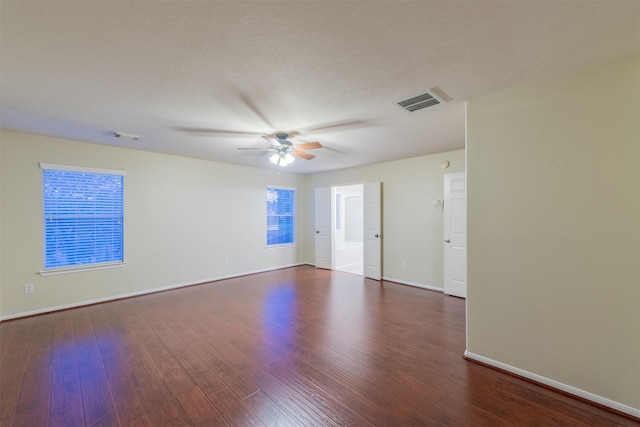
[236, 93, 276, 129]
[298, 119, 372, 134]
[262, 135, 283, 147]
[292, 151, 315, 160]
[294, 141, 323, 150]
[176, 127, 265, 136]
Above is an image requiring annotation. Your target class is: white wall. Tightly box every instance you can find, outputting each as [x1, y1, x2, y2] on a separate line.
[0, 130, 304, 319]
[335, 185, 364, 246]
[466, 54, 639, 413]
[302, 150, 465, 289]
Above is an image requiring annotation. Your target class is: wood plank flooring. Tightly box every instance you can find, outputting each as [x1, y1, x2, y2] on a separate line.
[0, 266, 636, 426]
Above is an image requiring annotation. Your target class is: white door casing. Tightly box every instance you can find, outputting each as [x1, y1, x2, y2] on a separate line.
[315, 187, 332, 269]
[364, 181, 382, 280]
[444, 172, 467, 298]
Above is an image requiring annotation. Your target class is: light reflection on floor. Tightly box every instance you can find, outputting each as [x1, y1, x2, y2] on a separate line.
[321, 272, 374, 378]
[260, 283, 297, 362]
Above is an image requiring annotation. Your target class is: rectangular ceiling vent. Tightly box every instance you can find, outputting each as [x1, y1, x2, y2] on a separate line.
[396, 91, 442, 112]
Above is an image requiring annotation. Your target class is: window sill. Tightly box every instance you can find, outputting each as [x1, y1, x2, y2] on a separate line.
[266, 244, 297, 249]
[38, 262, 127, 276]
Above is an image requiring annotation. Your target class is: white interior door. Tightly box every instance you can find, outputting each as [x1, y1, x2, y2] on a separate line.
[364, 181, 382, 280]
[315, 187, 332, 269]
[444, 172, 467, 298]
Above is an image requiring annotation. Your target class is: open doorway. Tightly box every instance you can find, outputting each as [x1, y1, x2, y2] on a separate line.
[315, 182, 381, 279]
[333, 184, 364, 275]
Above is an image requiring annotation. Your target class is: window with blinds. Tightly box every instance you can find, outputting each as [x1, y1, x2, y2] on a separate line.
[41, 164, 125, 270]
[266, 186, 296, 246]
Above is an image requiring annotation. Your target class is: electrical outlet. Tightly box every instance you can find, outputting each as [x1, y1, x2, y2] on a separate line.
[24, 283, 35, 294]
[402, 261, 408, 269]
[246, 255, 253, 262]
[224, 257, 230, 265]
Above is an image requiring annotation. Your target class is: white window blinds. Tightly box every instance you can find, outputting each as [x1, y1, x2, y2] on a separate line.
[266, 187, 296, 246]
[41, 164, 125, 270]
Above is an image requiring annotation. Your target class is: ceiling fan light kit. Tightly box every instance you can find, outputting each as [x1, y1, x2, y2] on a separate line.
[238, 131, 323, 172]
[269, 151, 295, 166]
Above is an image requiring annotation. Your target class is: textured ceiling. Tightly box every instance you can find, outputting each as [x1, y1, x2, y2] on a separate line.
[1, 1, 639, 174]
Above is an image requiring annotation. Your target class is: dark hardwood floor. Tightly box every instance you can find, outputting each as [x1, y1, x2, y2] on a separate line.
[0, 265, 636, 426]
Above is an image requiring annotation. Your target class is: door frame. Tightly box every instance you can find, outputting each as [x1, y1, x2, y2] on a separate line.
[443, 172, 467, 298]
[314, 181, 382, 280]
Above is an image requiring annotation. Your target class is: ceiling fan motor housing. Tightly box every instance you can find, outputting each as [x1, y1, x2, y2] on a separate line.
[274, 133, 293, 148]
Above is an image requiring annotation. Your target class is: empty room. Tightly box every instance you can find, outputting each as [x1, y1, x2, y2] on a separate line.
[1, 1, 638, 426]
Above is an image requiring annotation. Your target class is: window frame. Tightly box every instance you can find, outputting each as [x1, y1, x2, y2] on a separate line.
[38, 163, 127, 276]
[266, 185, 297, 248]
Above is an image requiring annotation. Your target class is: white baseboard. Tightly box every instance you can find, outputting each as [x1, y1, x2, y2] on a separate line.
[382, 276, 444, 293]
[305, 268, 445, 293]
[464, 350, 640, 419]
[0, 263, 305, 322]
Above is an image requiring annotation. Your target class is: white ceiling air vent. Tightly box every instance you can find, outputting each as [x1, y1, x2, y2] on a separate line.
[396, 91, 443, 112]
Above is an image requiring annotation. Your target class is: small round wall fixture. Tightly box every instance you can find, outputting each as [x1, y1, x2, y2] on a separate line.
[441, 160, 450, 169]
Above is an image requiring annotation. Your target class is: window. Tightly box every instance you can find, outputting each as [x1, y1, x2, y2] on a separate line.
[266, 186, 296, 246]
[40, 163, 125, 271]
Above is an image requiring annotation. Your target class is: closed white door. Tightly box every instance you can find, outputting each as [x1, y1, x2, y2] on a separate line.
[364, 181, 382, 280]
[315, 187, 332, 269]
[444, 172, 467, 298]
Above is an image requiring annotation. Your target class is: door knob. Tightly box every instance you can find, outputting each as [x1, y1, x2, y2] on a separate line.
[316, 230, 320, 234]
[375, 234, 379, 238]
[444, 239, 450, 243]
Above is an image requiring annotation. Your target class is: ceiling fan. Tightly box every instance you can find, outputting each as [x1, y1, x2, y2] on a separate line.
[238, 132, 323, 167]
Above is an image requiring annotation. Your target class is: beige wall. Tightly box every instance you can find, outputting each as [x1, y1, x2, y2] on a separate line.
[302, 150, 465, 288]
[0, 131, 304, 318]
[466, 55, 639, 411]
[0, 130, 464, 320]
